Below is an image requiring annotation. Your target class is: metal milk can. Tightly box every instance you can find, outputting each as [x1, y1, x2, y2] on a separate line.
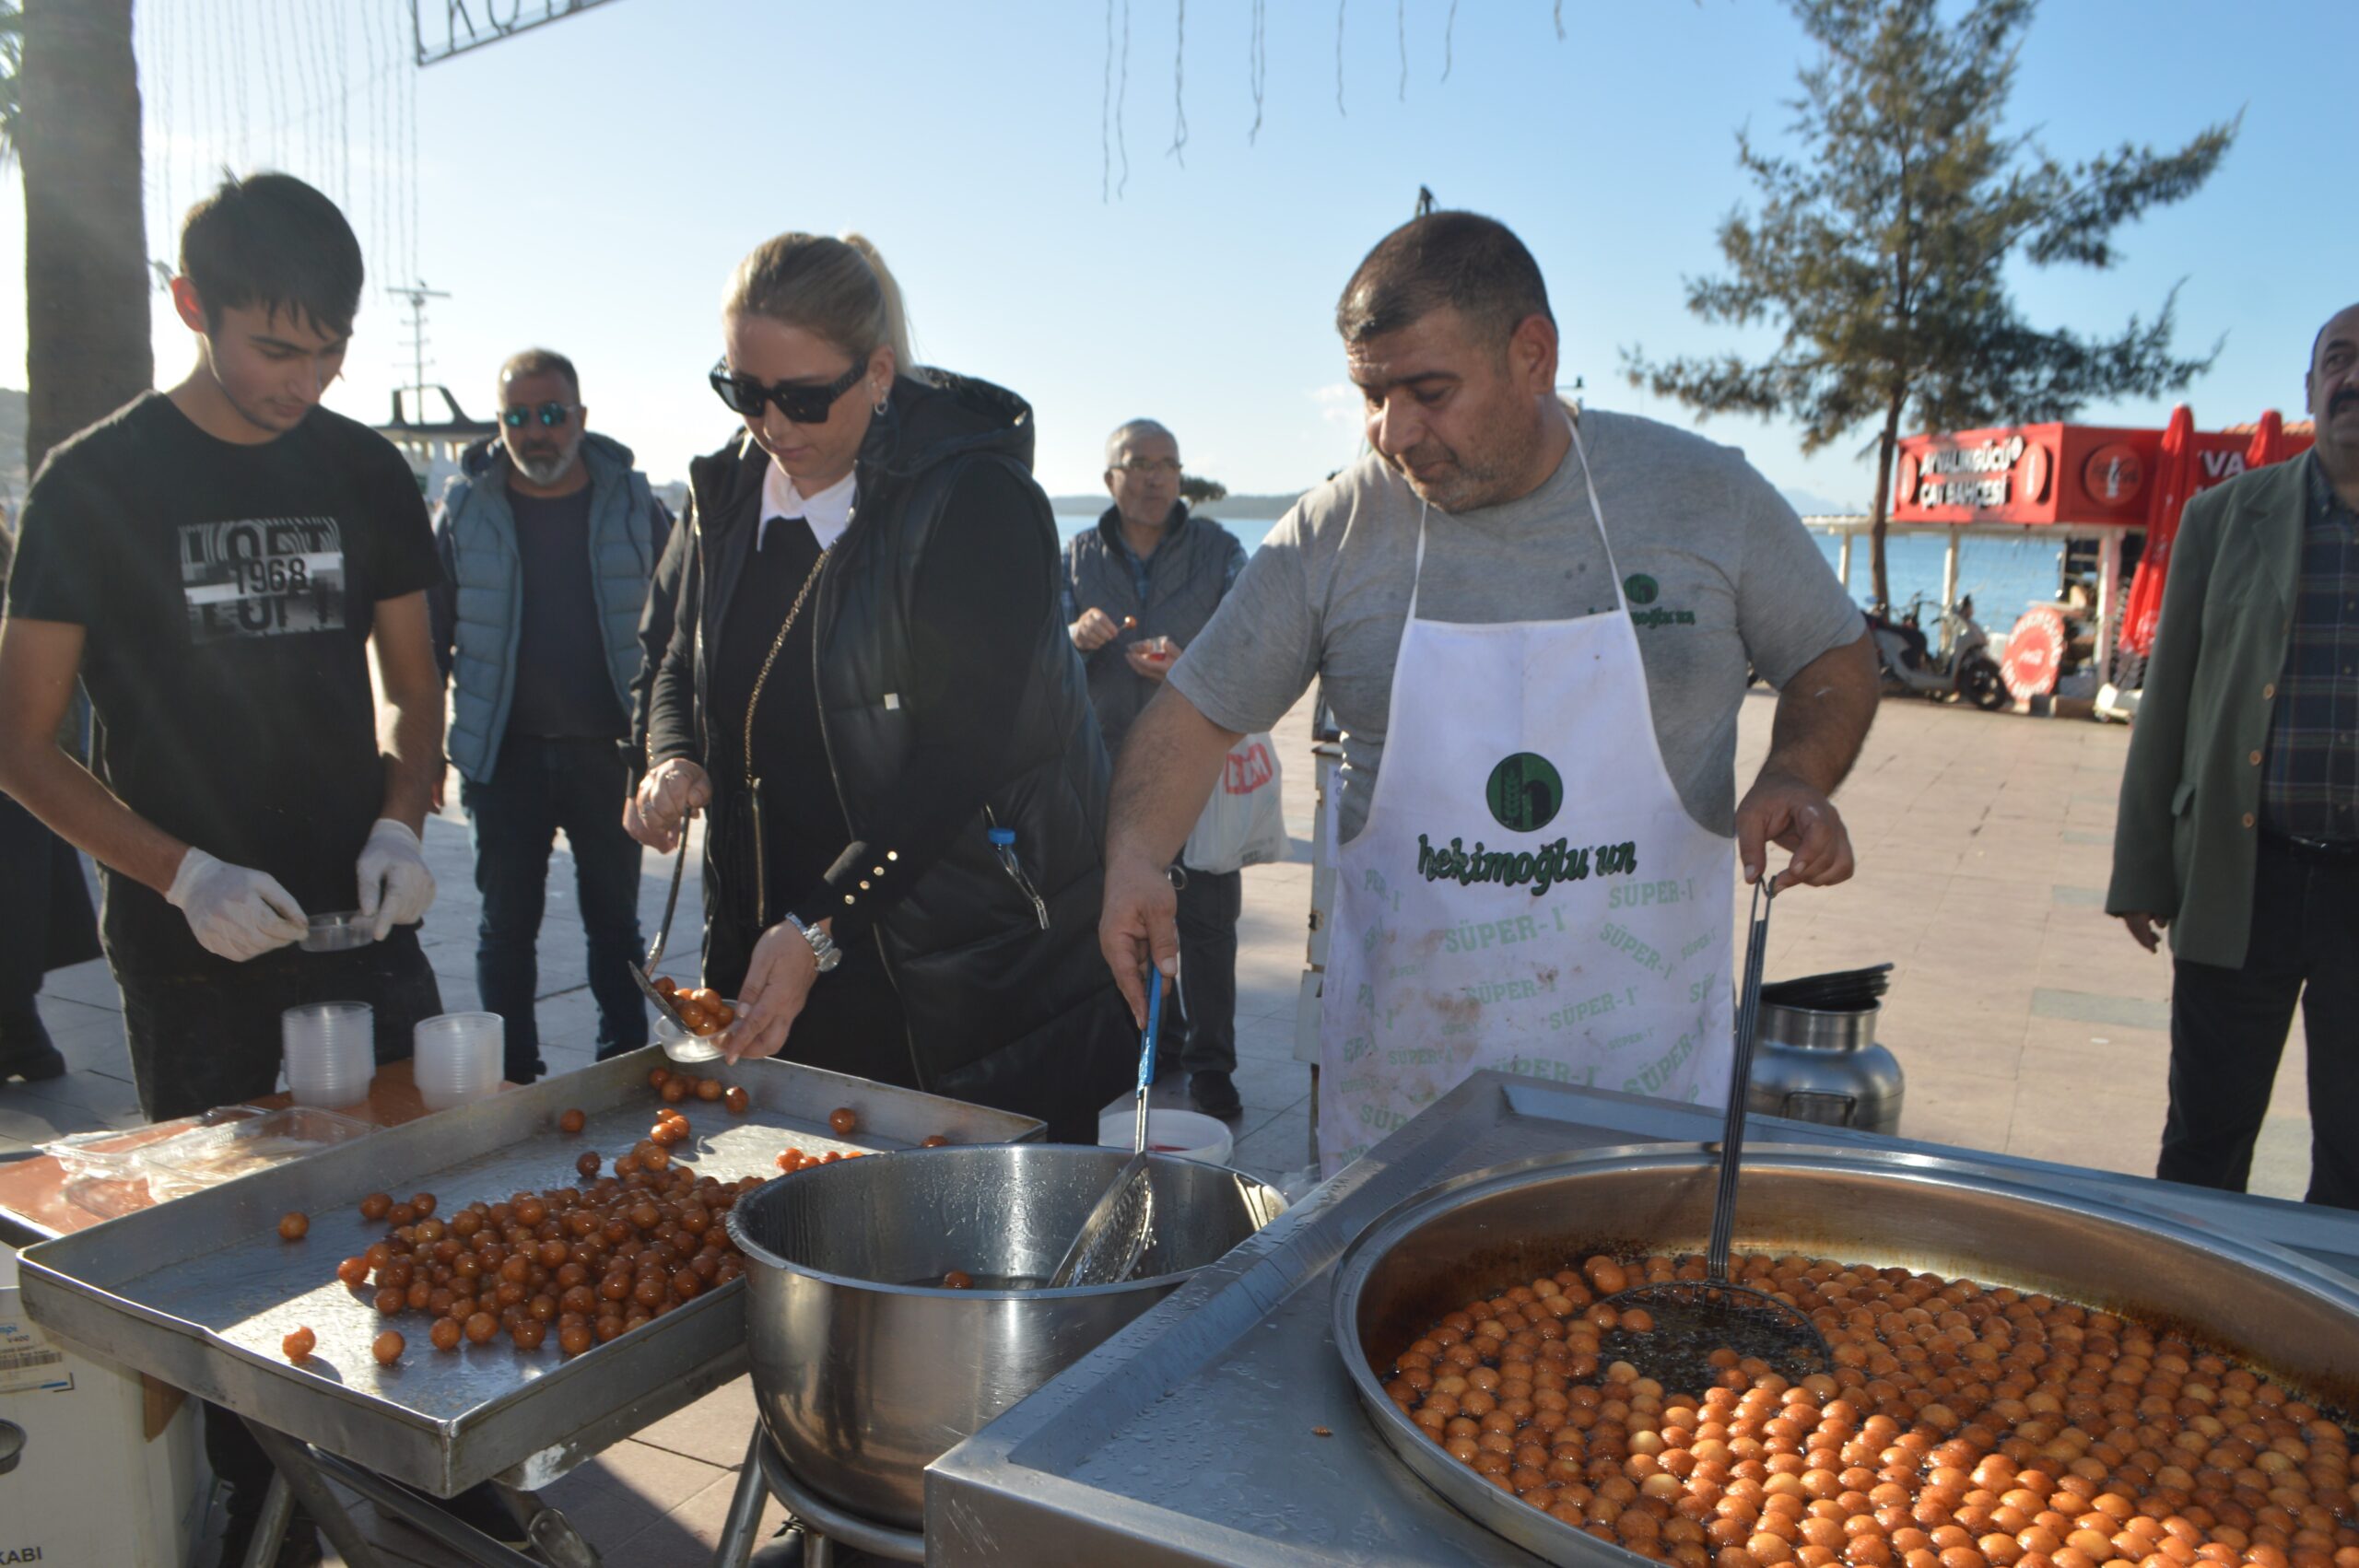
[1746, 1002, 1906, 1133]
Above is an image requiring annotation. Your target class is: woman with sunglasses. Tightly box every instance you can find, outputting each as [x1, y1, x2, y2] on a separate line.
[629, 232, 1130, 1140]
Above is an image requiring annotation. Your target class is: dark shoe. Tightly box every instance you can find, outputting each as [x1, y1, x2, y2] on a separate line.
[505, 1057, 548, 1086]
[749, 1520, 806, 1567]
[1189, 1070, 1242, 1119]
[0, 1012, 65, 1082]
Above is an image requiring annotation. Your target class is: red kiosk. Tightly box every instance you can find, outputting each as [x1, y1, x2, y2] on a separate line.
[1885, 411, 2312, 705]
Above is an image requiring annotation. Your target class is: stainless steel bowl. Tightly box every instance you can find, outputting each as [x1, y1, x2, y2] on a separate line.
[1332, 1145, 2359, 1568]
[727, 1143, 1287, 1528]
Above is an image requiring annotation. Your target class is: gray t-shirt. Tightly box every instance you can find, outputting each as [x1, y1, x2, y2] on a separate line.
[1168, 407, 1864, 842]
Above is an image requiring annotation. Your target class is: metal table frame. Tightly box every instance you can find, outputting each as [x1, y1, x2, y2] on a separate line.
[6, 1050, 1040, 1568]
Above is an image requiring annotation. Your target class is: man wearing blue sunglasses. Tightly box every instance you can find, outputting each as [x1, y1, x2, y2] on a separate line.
[428, 349, 673, 1081]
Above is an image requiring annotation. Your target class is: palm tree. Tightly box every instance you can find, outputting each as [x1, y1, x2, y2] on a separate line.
[18, 0, 150, 486]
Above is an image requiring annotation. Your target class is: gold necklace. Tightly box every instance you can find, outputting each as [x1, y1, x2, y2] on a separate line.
[740, 544, 831, 927]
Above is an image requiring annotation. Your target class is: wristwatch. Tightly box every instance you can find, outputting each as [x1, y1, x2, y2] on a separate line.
[782, 912, 841, 974]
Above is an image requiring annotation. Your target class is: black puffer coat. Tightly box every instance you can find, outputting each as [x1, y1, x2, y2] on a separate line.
[647, 370, 1130, 1138]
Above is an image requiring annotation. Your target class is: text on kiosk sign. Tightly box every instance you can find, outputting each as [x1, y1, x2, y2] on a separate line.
[1915, 435, 2028, 509]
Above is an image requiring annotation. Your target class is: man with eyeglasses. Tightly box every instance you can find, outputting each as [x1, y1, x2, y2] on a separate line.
[428, 348, 673, 1082]
[1064, 418, 1250, 1118]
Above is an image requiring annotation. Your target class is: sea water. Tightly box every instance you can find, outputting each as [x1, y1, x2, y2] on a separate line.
[1054, 515, 2067, 626]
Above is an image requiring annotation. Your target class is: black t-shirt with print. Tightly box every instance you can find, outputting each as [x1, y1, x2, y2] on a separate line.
[6, 392, 441, 977]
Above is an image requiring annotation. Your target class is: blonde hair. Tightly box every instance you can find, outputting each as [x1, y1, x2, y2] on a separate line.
[723, 231, 916, 378]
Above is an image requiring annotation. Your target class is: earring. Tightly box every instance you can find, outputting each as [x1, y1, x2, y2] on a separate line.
[871, 386, 889, 417]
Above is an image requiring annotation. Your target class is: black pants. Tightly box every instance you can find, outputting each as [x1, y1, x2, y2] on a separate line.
[2160, 836, 2359, 1210]
[461, 734, 649, 1081]
[116, 928, 443, 1122]
[1174, 865, 1242, 1075]
[0, 790, 100, 1031]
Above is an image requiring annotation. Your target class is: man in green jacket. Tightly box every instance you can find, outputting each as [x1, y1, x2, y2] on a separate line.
[2107, 302, 2359, 1210]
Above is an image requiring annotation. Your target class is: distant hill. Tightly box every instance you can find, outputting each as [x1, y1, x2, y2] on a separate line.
[1779, 486, 1862, 518]
[1049, 491, 1305, 520]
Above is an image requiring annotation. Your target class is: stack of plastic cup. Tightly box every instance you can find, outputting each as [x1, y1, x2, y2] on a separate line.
[413, 1012, 503, 1112]
[282, 1002, 376, 1108]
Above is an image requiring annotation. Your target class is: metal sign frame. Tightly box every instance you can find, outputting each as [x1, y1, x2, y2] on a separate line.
[411, 0, 628, 67]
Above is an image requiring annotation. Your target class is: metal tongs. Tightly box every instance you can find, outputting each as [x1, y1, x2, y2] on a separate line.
[1050, 968, 1166, 1288]
[1597, 880, 1833, 1389]
[628, 824, 691, 1036]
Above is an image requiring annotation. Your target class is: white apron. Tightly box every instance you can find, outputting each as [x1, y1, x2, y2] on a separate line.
[1317, 419, 1735, 1175]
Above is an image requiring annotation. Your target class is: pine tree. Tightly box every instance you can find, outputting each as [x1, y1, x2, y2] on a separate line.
[1624, 0, 2234, 613]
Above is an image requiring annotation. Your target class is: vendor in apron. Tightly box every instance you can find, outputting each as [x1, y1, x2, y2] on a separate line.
[1097, 211, 1879, 1176]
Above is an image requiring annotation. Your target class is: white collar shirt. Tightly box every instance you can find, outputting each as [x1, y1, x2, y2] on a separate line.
[757, 462, 856, 552]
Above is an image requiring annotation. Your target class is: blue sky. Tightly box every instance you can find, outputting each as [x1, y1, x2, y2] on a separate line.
[0, 0, 2345, 506]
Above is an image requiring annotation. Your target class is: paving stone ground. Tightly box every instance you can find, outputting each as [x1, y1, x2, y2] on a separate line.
[1, 689, 2316, 1564]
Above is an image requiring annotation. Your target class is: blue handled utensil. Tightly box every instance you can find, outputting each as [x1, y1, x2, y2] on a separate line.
[1050, 968, 1166, 1287]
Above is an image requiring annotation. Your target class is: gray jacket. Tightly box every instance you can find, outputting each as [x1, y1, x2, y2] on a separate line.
[2107, 456, 2314, 967]
[1062, 505, 1246, 756]
[429, 432, 667, 783]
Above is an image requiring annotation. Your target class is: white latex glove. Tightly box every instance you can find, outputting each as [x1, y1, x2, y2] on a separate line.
[165, 847, 309, 962]
[356, 818, 437, 940]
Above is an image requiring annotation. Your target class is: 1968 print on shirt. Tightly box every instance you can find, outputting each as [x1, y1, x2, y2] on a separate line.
[179, 516, 346, 641]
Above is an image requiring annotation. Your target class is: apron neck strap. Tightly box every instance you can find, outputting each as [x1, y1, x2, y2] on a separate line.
[1405, 404, 1628, 619]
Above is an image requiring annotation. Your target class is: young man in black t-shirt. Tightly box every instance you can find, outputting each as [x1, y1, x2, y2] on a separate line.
[0, 172, 447, 1121]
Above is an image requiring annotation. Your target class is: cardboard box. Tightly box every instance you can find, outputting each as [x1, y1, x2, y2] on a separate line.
[0, 1245, 208, 1566]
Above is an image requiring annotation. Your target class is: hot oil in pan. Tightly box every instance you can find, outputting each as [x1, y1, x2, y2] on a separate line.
[898, 1272, 1049, 1291]
[1595, 1283, 1829, 1393]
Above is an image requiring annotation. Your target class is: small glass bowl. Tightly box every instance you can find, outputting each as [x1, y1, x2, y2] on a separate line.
[653, 997, 736, 1063]
[300, 911, 373, 953]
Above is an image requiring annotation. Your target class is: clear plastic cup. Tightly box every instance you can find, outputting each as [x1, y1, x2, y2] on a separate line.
[282, 1001, 376, 1108]
[413, 1012, 503, 1112]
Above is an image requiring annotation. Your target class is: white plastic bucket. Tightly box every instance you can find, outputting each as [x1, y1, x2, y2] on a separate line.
[1098, 1107, 1234, 1167]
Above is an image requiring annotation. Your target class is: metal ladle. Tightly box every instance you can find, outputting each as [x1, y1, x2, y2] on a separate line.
[1596, 880, 1832, 1391]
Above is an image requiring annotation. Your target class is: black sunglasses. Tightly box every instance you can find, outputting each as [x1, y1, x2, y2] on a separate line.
[500, 401, 577, 429]
[708, 357, 868, 424]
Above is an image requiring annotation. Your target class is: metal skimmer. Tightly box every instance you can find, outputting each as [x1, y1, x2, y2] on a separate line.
[630, 825, 696, 1052]
[1597, 880, 1833, 1392]
[1050, 972, 1166, 1288]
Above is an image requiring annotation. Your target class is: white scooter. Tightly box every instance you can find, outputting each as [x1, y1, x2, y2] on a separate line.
[1866, 593, 2008, 710]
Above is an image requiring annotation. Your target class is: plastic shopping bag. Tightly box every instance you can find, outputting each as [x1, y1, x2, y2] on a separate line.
[1180, 733, 1288, 874]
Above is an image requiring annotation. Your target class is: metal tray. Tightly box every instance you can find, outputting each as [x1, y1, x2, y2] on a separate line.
[925, 1072, 2359, 1568]
[18, 1047, 1040, 1495]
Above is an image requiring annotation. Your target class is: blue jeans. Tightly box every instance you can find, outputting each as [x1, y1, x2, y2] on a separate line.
[462, 735, 647, 1080]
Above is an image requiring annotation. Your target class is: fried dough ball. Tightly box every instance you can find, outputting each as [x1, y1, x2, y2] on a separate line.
[1382, 1250, 2359, 1562]
[282, 1326, 316, 1363]
[277, 1211, 310, 1241]
[314, 1147, 757, 1365]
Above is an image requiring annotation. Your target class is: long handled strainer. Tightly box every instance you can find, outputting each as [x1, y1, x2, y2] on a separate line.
[629, 825, 700, 1056]
[1050, 969, 1166, 1288]
[1596, 880, 1832, 1391]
